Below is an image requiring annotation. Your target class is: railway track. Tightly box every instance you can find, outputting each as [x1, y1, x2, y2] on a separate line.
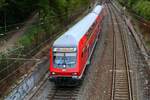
[25, 1, 135, 100]
[47, 86, 80, 100]
[107, 2, 133, 100]
[28, 75, 81, 100]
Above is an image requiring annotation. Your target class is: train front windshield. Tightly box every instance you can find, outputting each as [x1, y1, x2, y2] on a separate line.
[53, 52, 76, 68]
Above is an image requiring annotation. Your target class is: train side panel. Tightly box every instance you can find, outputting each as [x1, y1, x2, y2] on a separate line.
[77, 8, 105, 78]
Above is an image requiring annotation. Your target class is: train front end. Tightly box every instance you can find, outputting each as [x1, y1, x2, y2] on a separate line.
[49, 34, 81, 85]
[50, 47, 79, 78]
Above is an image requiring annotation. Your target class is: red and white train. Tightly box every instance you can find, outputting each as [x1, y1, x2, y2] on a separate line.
[49, 5, 105, 82]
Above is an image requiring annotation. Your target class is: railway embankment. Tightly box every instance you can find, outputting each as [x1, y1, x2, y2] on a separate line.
[125, 18, 150, 65]
[4, 57, 49, 100]
[112, 1, 150, 100]
[112, 0, 150, 66]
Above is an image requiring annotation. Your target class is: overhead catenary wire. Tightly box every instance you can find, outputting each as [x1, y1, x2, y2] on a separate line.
[0, 5, 91, 85]
[0, 57, 40, 61]
[0, 20, 62, 83]
[0, 58, 40, 75]
[0, 5, 91, 61]
[1, 9, 86, 55]
[0, 11, 79, 59]
[0, 8, 86, 29]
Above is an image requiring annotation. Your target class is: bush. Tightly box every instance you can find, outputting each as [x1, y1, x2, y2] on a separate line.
[118, 0, 150, 20]
[40, 0, 90, 33]
[133, 1, 150, 20]
[18, 24, 44, 48]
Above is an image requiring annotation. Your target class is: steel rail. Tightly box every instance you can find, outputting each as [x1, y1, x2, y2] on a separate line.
[111, 2, 133, 100]
[106, 3, 117, 100]
[107, 2, 133, 100]
[47, 86, 80, 100]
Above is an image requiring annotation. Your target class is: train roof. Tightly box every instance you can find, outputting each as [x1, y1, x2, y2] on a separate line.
[53, 5, 103, 48]
[92, 5, 103, 15]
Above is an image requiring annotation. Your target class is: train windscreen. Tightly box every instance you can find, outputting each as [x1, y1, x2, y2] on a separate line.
[53, 52, 76, 68]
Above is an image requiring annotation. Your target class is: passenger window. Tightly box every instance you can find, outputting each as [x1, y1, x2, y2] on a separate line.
[81, 52, 83, 58]
[81, 47, 86, 58]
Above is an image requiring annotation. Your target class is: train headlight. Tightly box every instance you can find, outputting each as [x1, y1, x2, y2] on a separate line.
[72, 72, 77, 75]
[51, 72, 56, 75]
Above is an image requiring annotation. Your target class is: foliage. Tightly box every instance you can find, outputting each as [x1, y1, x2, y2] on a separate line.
[133, 0, 150, 20]
[127, 0, 137, 7]
[0, 0, 91, 51]
[19, 24, 44, 48]
[0, 0, 6, 8]
[0, 0, 38, 26]
[0, 0, 90, 29]
[18, 0, 91, 48]
[0, 0, 91, 81]
[117, 0, 150, 20]
[40, 0, 90, 33]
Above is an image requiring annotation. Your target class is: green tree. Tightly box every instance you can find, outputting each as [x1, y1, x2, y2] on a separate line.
[0, 0, 39, 26]
[117, 0, 150, 20]
[0, 0, 6, 8]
